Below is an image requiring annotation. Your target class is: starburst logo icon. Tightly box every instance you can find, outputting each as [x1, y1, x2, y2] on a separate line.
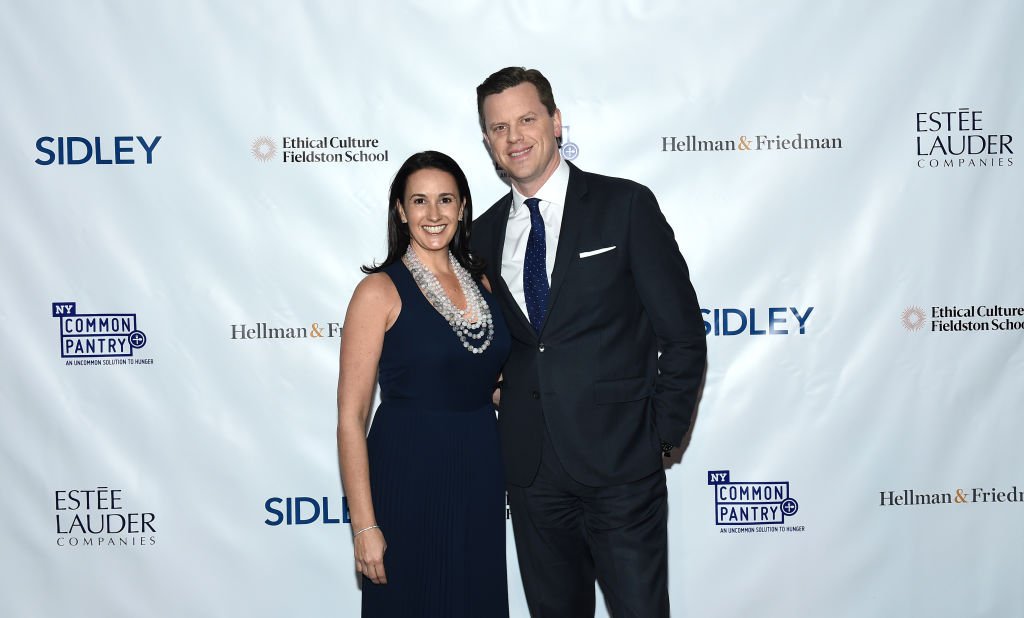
[251, 137, 277, 161]
[901, 306, 926, 331]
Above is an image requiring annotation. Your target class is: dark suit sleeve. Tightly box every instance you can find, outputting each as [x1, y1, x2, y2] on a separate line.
[628, 184, 707, 447]
[470, 208, 496, 280]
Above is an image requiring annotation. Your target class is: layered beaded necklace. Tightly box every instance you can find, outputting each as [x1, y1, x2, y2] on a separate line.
[403, 245, 494, 354]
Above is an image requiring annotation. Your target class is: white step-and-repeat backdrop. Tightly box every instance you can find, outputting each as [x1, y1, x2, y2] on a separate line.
[3, 2, 1021, 616]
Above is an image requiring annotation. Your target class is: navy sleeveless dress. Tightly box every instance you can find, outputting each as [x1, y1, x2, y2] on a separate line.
[362, 260, 510, 618]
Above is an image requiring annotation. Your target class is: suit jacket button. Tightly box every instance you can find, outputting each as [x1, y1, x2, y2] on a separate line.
[531, 391, 540, 399]
[538, 343, 545, 352]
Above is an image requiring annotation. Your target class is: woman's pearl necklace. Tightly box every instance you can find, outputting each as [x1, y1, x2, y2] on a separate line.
[403, 246, 494, 354]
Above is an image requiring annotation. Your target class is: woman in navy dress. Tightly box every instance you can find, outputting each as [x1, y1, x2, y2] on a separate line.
[337, 151, 510, 617]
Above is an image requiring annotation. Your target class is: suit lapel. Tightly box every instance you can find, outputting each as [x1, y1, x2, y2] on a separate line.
[543, 164, 587, 328]
[491, 192, 536, 337]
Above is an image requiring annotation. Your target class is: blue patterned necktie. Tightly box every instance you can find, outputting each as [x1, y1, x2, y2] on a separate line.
[523, 197, 549, 334]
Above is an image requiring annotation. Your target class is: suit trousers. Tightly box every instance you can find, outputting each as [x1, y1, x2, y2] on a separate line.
[507, 426, 670, 617]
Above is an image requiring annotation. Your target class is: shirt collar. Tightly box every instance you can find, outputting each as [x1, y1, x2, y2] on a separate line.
[510, 157, 570, 216]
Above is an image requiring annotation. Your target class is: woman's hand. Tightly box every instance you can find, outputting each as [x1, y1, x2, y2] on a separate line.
[354, 527, 388, 584]
[492, 373, 503, 409]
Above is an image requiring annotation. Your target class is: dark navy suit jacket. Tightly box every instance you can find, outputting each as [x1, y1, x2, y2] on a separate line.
[472, 163, 707, 487]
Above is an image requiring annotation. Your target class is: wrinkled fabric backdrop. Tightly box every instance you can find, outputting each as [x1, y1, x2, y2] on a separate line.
[3, 1, 1022, 616]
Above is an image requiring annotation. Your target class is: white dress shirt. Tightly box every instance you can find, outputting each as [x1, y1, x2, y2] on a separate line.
[502, 157, 571, 319]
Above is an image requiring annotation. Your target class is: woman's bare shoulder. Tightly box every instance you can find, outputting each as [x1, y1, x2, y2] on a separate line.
[354, 271, 398, 300]
[346, 271, 401, 328]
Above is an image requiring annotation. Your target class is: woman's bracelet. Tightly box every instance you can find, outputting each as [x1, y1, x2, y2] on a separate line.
[353, 524, 380, 538]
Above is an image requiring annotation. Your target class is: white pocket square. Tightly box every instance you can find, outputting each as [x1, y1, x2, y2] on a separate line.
[579, 246, 616, 258]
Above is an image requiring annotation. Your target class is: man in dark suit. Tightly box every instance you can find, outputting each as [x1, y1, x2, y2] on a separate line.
[471, 67, 707, 617]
